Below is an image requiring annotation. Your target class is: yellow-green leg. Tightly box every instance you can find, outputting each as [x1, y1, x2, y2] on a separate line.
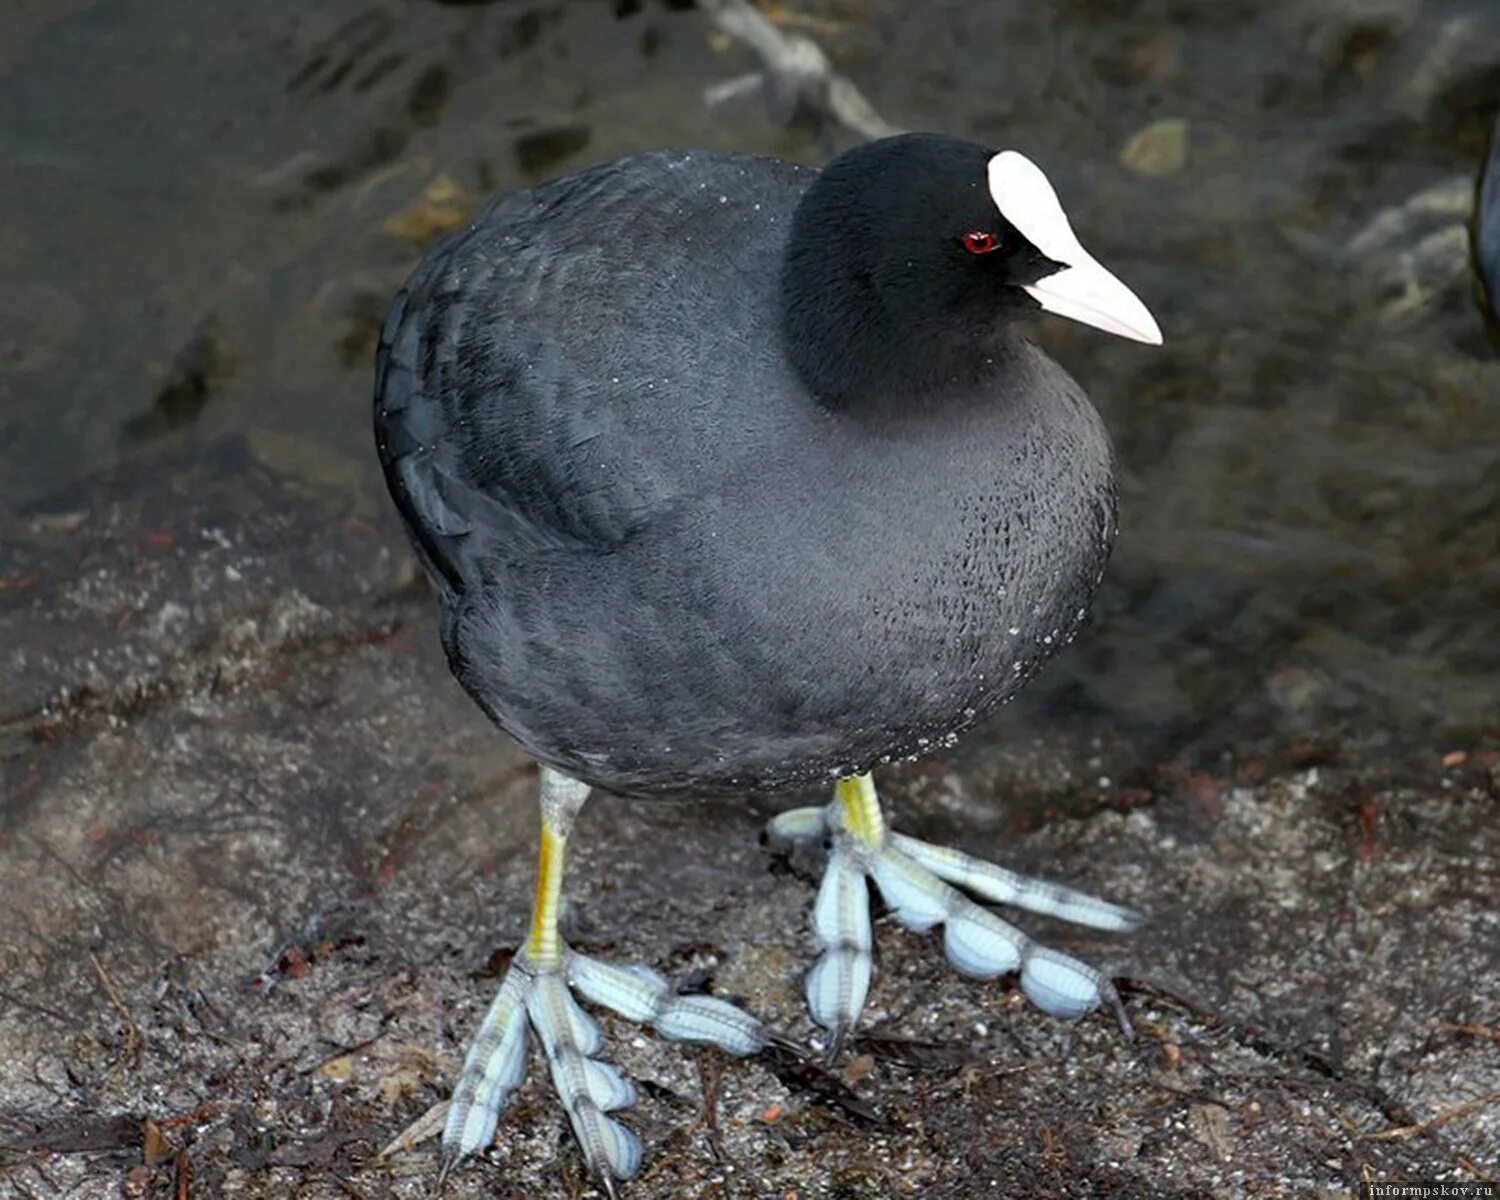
[769, 771, 1140, 1051]
[442, 767, 764, 1194]
[836, 772, 886, 848]
[523, 776, 578, 967]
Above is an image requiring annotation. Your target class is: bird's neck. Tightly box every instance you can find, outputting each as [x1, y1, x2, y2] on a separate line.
[778, 238, 1009, 417]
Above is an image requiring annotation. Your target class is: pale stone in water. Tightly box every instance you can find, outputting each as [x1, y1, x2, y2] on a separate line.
[1119, 118, 1190, 177]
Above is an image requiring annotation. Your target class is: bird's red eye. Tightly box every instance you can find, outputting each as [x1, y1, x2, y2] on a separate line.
[962, 231, 999, 255]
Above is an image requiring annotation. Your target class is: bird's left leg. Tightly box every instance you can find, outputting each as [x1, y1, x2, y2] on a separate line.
[768, 773, 1140, 1052]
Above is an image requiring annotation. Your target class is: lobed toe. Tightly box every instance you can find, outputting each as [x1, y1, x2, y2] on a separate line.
[442, 968, 531, 1160]
[1020, 945, 1105, 1019]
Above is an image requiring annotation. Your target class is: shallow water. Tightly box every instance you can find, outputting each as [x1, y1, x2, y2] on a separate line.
[2, 0, 1498, 766]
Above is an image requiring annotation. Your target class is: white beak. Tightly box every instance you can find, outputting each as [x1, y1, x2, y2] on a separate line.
[987, 150, 1163, 346]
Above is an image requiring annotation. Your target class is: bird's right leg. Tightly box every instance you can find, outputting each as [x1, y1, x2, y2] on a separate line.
[441, 767, 765, 1192]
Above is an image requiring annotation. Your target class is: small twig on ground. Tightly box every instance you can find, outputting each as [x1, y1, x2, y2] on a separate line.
[1437, 1020, 1500, 1045]
[757, 1, 852, 37]
[1359, 1090, 1500, 1142]
[296, 1031, 386, 1077]
[376, 1100, 448, 1160]
[694, 1047, 726, 1164]
[89, 951, 141, 1072]
[698, 0, 901, 141]
[157, 1101, 222, 1131]
[174, 1150, 192, 1200]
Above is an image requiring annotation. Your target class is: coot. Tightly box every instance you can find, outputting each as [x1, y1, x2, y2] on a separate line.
[374, 132, 1160, 1189]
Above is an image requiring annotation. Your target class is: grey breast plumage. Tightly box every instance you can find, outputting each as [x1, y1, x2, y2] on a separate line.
[373, 150, 1115, 798]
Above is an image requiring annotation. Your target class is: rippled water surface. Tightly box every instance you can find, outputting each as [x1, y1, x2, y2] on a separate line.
[3, 0, 1498, 765]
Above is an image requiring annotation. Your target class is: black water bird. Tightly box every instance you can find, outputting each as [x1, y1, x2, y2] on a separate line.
[373, 132, 1161, 1188]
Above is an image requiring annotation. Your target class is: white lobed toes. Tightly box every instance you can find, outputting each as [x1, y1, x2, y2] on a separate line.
[524, 969, 580, 1062]
[569, 954, 669, 1023]
[777, 791, 1141, 1067]
[562, 985, 606, 1057]
[568, 951, 765, 1056]
[892, 833, 1141, 932]
[941, 902, 1026, 980]
[528, 972, 644, 1182]
[880, 846, 1107, 1017]
[443, 968, 530, 1159]
[543, 1062, 644, 1182]
[806, 849, 872, 1034]
[581, 1058, 637, 1113]
[785, 793, 1137, 1048]
[655, 992, 765, 1055]
[444, 945, 768, 1186]
[805, 949, 872, 1038]
[869, 845, 1027, 980]
[767, 805, 830, 845]
[812, 849, 870, 949]
[1019, 945, 1106, 1020]
[869, 849, 949, 932]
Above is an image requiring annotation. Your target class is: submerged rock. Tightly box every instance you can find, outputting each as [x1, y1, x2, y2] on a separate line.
[1119, 117, 1190, 177]
[1347, 175, 1473, 328]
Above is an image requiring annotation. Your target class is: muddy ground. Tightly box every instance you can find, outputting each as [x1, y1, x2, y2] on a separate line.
[4, 0, 1500, 1195]
[1, 444, 1496, 1199]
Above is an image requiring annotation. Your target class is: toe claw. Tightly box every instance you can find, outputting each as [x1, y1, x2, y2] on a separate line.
[1104, 979, 1134, 1039]
[823, 1022, 852, 1066]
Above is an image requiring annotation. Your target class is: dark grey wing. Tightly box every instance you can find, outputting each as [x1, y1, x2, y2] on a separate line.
[372, 175, 680, 595]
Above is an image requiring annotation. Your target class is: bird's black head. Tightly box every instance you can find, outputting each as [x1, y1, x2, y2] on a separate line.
[780, 132, 1160, 411]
